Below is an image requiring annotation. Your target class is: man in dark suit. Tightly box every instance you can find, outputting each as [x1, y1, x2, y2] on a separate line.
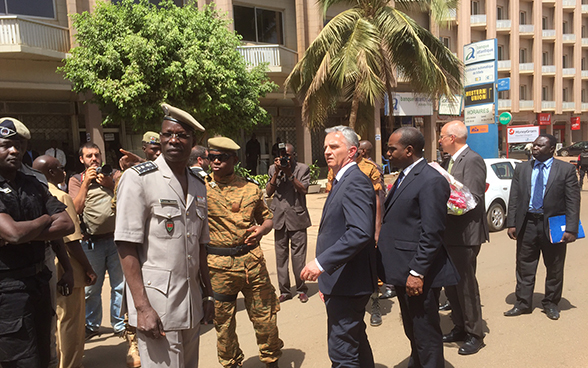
[505, 134, 580, 320]
[378, 127, 459, 368]
[438, 121, 488, 355]
[301, 125, 377, 368]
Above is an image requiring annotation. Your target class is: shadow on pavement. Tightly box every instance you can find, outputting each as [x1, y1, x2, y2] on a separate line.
[504, 292, 577, 311]
[393, 356, 456, 368]
[242, 348, 305, 368]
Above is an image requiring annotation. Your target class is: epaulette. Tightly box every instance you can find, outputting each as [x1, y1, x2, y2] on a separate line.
[246, 176, 259, 185]
[189, 168, 209, 183]
[131, 161, 158, 175]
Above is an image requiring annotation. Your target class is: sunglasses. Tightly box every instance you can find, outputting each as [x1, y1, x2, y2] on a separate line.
[160, 132, 191, 141]
[209, 153, 233, 162]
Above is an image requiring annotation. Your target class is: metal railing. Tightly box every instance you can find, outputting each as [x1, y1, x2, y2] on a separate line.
[541, 101, 556, 109]
[237, 45, 297, 73]
[563, 102, 576, 110]
[520, 100, 534, 108]
[519, 25, 534, 33]
[0, 16, 69, 53]
[583, 4, 588, 12]
[542, 30, 556, 37]
[519, 62, 534, 71]
[542, 65, 556, 73]
[470, 15, 487, 24]
[582, 102, 588, 110]
[563, 0, 576, 6]
[582, 70, 588, 78]
[498, 99, 511, 108]
[563, 34, 576, 42]
[496, 20, 511, 29]
[497, 60, 511, 69]
[563, 68, 576, 75]
[583, 38, 588, 46]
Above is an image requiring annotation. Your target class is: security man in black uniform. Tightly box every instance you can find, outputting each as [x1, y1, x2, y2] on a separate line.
[577, 147, 588, 189]
[0, 117, 75, 368]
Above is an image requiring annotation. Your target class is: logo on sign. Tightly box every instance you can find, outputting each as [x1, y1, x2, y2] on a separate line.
[466, 47, 475, 60]
[470, 125, 489, 134]
[508, 128, 515, 135]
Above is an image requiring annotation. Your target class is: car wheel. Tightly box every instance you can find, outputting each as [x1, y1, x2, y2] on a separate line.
[560, 150, 569, 157]
[487, 202, 505, 232]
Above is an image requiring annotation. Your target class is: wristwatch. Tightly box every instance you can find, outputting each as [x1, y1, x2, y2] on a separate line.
[204, 296, 214, 302]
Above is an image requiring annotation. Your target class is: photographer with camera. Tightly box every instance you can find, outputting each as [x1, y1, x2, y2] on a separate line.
[266, 143, 312, 303]
[68, 142, 125, 340]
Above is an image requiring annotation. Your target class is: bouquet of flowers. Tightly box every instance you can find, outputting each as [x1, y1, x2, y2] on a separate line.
[429, 162, 477, 215]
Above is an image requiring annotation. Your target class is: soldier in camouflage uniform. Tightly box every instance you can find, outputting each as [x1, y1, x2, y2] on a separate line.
[206, 137, 283, 368]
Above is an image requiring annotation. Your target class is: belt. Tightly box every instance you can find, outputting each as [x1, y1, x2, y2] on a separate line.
[0, 261, 45, 281]
[89, 232, 114, 241]
[206, 243, 259, 257]
[527, 212, 544, 219]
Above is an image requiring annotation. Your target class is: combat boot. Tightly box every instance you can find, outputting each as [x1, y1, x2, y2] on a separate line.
[125, 328, 141, 368]
[370, 297, 382, 327]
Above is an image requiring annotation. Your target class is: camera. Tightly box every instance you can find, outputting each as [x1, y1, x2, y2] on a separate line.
[95, 164, 113, 176]
[278, 143, 289, 167]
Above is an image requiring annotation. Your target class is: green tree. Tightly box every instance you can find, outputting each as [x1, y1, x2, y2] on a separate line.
[60, 0, 277, 135]
[285, 0, 462, 135]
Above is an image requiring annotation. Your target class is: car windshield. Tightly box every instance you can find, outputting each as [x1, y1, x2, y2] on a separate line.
[491, 162, 515, 179]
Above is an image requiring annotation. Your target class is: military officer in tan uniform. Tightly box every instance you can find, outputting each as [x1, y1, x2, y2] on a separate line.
[115, 103, 214, 368]
[206, 137, 283, 368]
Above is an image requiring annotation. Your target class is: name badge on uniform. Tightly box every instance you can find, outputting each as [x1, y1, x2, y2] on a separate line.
[159, 199, 178, 205]
[165, 218, 174, 233]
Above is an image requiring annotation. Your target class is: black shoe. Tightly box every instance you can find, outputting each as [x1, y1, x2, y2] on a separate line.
[458, 335, 485, 355]
[439, 300, 452, 311]
[443, 328, 467, 343]
[278, 294, 292, 303]
[379, 287, 396, 299]
[542, 306, 560, 320]
[85, 328, 101, 341]
[370, 299, 382, 327]
[504, 306, 532, 316]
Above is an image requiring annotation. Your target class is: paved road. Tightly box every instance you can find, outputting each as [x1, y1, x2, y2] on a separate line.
[84, 189, 588, 368]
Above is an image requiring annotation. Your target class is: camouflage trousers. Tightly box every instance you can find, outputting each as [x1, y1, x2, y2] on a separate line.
[210, 258, 283, 368]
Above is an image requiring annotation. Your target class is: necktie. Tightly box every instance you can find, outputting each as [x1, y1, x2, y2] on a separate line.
[53, 148, 57, 158]
[389, 171, 405, 198]
[447, 158, 455, 174]
[531, 163, 544, 212]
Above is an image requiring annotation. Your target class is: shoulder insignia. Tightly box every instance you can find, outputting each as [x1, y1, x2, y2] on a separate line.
[131, 161, 158, 175]
[189, 167, 210, 183]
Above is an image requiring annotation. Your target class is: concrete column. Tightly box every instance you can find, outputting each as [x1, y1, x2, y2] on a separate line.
[215, 0, 234, 31]
[423, 115, 436, 162]
[554, 0, 563, 114]
[533, 0, 542, 112]
[85, 103, 105, 160]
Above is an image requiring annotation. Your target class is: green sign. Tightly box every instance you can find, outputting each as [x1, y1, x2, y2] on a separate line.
[499, 112, 512, 125]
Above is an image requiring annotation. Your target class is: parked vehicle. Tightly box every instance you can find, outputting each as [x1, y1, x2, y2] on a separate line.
[484, 158, 521, 232]
[557, 141, 588, 157]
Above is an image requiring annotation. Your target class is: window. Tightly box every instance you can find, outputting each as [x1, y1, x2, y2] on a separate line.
[563, 21, 569, 34]
[583, 57, 586, 70]
[520, 11, 527, 25]
[582, 89, 586, 102]
[563, 54, 568, 68]
[520, 48, 527, 63]
[497, 45, 504, 60]
[234, 5, 284, 44]
[542, 86, 549, 100]
[498, 90, 510, 99]
[520, 85, 527, 100]
[0, 0, 55, 18]
[471, 1, 479, 15]
[543, 52, 549, 65]
[440, 37, 450, 49]
[497, 6, 505, 20]
[563, 88, 569, 101]
[542, 17, 548, 30]
[491, 162, 515, 179]
[583, 25, 586, 38]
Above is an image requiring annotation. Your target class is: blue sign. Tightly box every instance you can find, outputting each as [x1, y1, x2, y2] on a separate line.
[497, 78, 510, 92]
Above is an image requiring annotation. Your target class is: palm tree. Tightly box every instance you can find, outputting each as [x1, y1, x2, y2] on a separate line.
[285, 0, 462, 134]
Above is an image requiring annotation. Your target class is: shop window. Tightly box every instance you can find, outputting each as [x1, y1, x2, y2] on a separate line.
[234, 5, 284, 44]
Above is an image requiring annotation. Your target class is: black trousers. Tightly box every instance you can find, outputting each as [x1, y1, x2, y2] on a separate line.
[396, 286, 444, 368]
[445, 245, 484, 339]
[578, 168, 586, 188]
[515, 215, 567, 310]
[324, 294, 374, 368]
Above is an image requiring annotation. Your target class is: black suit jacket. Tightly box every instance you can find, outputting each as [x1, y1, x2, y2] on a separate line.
[377, 159, 459, 288]
[443, 147, 489, 246]
[507, 158, 580, 236]
[316, 164, 377, 296]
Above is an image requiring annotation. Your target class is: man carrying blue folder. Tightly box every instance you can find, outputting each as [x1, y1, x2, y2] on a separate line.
[505, 134, 580, 321]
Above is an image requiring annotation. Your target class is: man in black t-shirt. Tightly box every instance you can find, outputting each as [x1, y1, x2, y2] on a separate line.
[0, 117, 74, 368]
[577, 147, 588, 189]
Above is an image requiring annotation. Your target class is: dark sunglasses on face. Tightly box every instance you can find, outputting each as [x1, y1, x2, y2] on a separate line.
[209, 153, 232, 162]
[160, 132, 191, 141]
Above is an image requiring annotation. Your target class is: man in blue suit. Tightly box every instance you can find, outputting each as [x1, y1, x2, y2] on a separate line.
[301, 125, 377, 368]
[377, 127, 459, 368]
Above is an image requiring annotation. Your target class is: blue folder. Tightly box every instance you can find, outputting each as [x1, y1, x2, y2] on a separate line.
[548, 215, 585, 244]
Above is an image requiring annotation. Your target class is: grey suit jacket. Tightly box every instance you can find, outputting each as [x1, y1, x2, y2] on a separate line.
[443, 146, 489, 246]
[268, 162, 312, 231]
[506, 158, 580, 236]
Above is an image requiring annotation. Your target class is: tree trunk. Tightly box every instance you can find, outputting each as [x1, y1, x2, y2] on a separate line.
[349, 88, 360, 129]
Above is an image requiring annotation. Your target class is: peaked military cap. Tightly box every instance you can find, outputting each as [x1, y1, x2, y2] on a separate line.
[161, 103, 205, 132]
[208, 137, 240, 152]
[0, 117, 30, 140]
[142, 131, 160, 144]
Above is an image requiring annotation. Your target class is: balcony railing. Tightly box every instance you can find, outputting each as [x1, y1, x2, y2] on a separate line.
[583, 38, 588, 46]
[563, 102, 576, 110]
[563, 34, 576, 42]
[582, 70, 588, 78]
[583, 4, 588, 12]
[443, 8, 457, 21]
[498, 60, 511, 69]
[563, 68, 576, 75]
[496, 20, 511, 29]
[519, 62, 534, 71]
[470, 15, 487, 24]
[542, 30, 556, 38]
[237, 45, 297, 74]
[542, 65, 556, 73]
[582, 102, 588, 110]
[0, 16, 70, 57]
[563, 0, 576, 6]
[520, 100, 534, 109]
[519, 25, 534, 33]
[542, 101, 556, 109]
[498, 99, 511, 108]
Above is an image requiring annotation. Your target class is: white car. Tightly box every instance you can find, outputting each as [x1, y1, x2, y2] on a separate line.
[484, 158, 522, 232]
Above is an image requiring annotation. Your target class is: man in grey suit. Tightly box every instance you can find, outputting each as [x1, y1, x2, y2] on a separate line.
[438, 121, 488, 355]
[504, 134, 580, 320]
[266, 143, 312, 303]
